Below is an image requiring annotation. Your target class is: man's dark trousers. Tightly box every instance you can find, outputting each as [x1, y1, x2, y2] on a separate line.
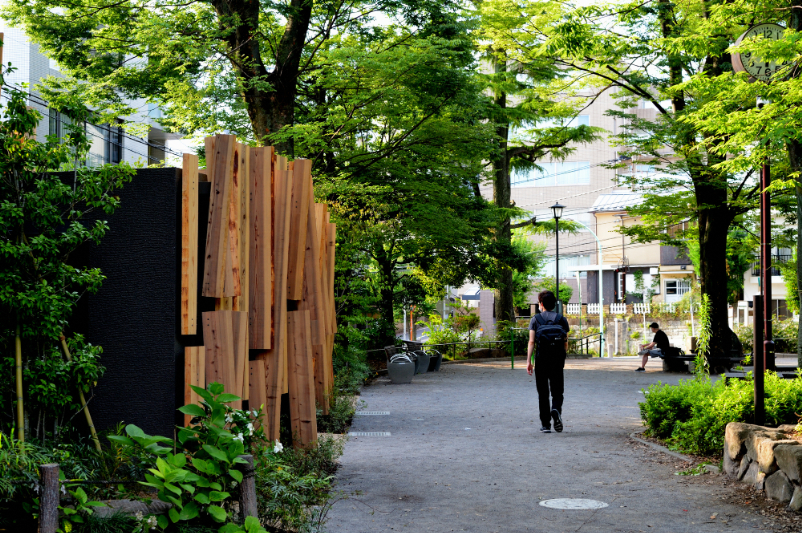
[535, 354, 565, 427]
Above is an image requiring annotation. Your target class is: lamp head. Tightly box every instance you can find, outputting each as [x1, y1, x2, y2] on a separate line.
[550, 202, 565, 220]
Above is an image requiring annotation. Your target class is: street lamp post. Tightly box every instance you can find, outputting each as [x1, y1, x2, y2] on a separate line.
[551, 203, 565, 314]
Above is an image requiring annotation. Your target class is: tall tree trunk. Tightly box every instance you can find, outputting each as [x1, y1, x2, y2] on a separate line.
[492, 52, 514, 324]
[212, 0, 313, 155]
[697, 191, 733, 359]
[785, 139, 802, 368]
[376, 250, 397, 348]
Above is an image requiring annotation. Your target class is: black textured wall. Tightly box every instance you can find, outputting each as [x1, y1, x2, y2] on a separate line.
[82, 167, 181, 437]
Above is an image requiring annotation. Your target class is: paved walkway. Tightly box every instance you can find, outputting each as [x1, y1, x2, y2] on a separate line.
[326, 357, 782, 533]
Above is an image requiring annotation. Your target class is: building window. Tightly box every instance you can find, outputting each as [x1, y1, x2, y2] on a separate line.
[664, 279, 691, 303]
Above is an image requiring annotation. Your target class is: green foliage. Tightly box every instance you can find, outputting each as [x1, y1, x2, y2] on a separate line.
[695, 294, 711, 376]
[688, 230, 756, 306]
[0, 66, 133, 436]
[533, 277, 573, 307]
[640, 371, 802, 456]
[779, 248, 799, 314]
[509, 236, 547, 309]
[112, 383, 270, 531]
[316, 373, 364, 435]
[423, 315, 462, 346]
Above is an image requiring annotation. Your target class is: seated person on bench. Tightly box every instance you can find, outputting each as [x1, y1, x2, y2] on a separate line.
[636, 322, 670, 372]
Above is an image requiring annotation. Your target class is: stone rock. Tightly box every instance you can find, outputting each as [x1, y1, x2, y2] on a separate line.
[742, 462, 763, 486]
[765, 471, 794, 503]
[757, 439, 798, 475]
[746, 429, 786, 462]
[775, 443, 802, 484]
[789, 486, 802, 512]
[724, 451, 739, 477]
[778, 424, 798, 434]
[738, 455, 752, 480]
[725, 422, 754, 462]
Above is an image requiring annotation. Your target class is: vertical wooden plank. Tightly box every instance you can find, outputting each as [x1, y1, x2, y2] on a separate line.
[184, 346, 205, 425]
[249, 147, 273, 349]
[202, 135, 236, 297]
[315, 204, 332, 337]
[181, 154, 199, 335]
[224, 142, 242, 298]
[286, 160, 312, 300]
[300, 193, 329, 413]
[287, 310, 318, 448]
[203, 310, 241, 408]
[231, 311, 249, 401]
[256, 164, 293, 442]
[234, 143, 250, 312]
[248, 359, 267, 430]
[327, 223, 337, 333]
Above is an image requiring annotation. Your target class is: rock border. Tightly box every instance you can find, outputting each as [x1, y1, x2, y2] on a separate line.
[724, 422, 802, 512]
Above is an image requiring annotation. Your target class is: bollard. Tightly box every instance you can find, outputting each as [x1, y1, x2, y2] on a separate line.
[39, 463, 59, 533]
[238, 454, 258, 518]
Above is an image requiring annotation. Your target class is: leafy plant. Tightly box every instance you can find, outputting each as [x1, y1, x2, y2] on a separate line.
[110, 383, 270, 531]
[694, 294, 711, 377]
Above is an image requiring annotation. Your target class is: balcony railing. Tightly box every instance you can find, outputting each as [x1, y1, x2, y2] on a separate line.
[751, 253, 791, 277]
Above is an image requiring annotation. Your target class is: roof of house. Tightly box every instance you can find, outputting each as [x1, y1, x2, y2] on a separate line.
[589, 190, 644, 213]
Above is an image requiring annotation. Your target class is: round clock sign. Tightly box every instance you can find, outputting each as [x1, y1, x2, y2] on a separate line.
[732, 23, 792, 82]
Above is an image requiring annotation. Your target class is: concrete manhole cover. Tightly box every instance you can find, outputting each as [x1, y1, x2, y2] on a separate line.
[539, 499, 608, 510]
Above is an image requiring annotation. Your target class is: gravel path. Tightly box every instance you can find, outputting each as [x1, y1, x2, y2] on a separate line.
[324, 357, 788, 533]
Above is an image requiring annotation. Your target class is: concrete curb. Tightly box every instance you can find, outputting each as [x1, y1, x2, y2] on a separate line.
[629, 432, 694, 462]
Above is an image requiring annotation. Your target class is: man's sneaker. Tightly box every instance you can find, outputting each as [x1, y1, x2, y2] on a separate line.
[551, 409, 563, 433]
[635, 367, 645, 372]
[540, 426, 551, 433]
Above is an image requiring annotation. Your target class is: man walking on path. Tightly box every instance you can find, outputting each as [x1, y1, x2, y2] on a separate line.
[636, 322, 670, 372]
[527, 290, 570, 433]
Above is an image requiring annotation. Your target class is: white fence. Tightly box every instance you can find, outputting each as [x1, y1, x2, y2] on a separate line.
[609, 303, 627, 314]
[587, 303, 601, 315]
[633, 303, 651, 314]
[566, 303, 582, 315]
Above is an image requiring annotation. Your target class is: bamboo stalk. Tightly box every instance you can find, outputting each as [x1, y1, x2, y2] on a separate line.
[15, 325, 23, 443]
[58, 335, 101, 451]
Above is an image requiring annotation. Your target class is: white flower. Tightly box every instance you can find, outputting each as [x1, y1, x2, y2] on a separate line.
[246, 422, 254, 434]
[147, 515, 158, 529]
[273, 441, 284, 453]
[234, 433, 244, 442]
[251, 409, 259, 417]
[225, 414, 233, 424]
[135, 511, 144, 521]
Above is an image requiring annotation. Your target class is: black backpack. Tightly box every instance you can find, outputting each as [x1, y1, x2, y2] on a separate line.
[534, 312, 567, 357]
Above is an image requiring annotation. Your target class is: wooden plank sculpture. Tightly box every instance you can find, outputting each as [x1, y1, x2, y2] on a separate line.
[183, 137, 335, 448]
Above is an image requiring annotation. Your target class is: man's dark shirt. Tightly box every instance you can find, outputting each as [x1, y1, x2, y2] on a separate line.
[653, 329, 670, 352]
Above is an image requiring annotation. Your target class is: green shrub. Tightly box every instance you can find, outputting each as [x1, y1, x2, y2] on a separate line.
[640, 372, 802, 456]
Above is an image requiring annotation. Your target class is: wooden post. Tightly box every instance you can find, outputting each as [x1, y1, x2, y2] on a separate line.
[249, 146, 273, 349]
[184, 346, 205, 425]
[286, 160, 312, 300]
[39, 464, 59, 533]
[202, 135, 236, 297]
[233, 143, 250, 313]
[256, 162, 292, 442]
[287, 310, 318, 447]
[238, 455, 258, 518]
[203, 310, 246, 408]
[754, 295, 765, 426]
[181, 154, 199, 335]
[248, 360, 267, 429]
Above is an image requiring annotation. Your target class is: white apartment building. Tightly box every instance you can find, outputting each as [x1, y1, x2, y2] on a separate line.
[0, 26, 187, 166]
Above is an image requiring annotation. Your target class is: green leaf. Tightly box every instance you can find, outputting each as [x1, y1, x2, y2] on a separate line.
[178, 404, 206, 417]
[218, 524, 242, 533]
[106, 435, 134, 446]
[125, 424, 146, 439]
[209, 490, 230, 502]
[209, 482, 222, 490]
[216, 393, 241, 403]
[179, 500, 200, 520]
[163, 482, 182, 495]
[207, 504, 227, 522]
[157, 515, 169, 529]
[193, 492, 210, 504]
[190, 384, 213, 402]
[171, 453, 187, 468]
[202, 444, 229, 463]
[179, 483, 195, 494]
[229, 469, 243, 483]
[169, 507, 180, 523]
[209, 382, 225, 395]
[244, 516, 263, 533]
